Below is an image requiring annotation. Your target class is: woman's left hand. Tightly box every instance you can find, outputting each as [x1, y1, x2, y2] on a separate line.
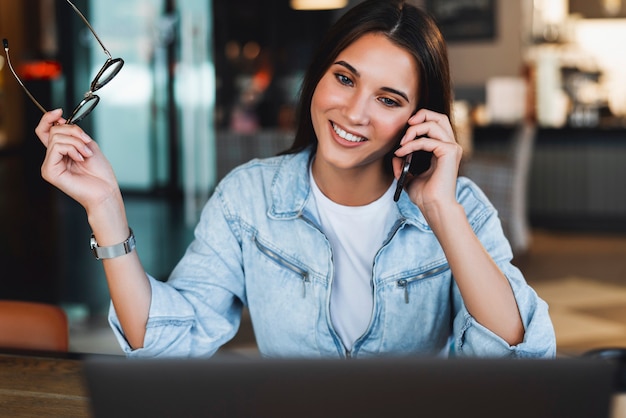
[392, 108, 463, 212]
[394, 111, 524, 347]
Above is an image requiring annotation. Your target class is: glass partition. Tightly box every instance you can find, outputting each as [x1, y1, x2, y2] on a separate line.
[89, 0, 215, 213]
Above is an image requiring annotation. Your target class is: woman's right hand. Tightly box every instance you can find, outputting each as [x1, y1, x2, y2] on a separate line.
[35, 109, 121, 214]
[37, 111, 150, 349]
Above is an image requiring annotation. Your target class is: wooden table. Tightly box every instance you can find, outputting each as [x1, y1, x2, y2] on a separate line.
[0, 352, 91, 418]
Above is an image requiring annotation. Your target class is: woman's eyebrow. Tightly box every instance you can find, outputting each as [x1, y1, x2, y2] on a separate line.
[333, 60, 410, 103]
[334, 60, 359, 76]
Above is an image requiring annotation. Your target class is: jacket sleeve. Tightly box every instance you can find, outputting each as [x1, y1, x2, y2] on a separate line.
[450, 179, 556, 358]
[108, 184, 246, 358]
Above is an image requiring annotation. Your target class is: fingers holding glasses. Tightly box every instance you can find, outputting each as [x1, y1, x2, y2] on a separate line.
[38, 111, 96, 179]
[36, 109, 92, 148]
[35, 109, 63, 148]
[40, 120, 110, 205]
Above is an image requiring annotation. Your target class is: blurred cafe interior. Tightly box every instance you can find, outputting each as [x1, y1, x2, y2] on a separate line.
[1, 0, 626, 358]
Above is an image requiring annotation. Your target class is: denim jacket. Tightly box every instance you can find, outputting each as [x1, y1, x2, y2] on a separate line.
[109, 147, 556, 359]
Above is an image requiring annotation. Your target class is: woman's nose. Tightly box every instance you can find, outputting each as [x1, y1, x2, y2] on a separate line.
[343, 92, 370, 125]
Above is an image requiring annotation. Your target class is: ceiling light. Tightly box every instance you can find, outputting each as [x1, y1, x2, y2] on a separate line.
[290, 0, 348, 10]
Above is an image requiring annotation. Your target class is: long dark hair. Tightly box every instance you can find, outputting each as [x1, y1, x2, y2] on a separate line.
[281, 0, 452, 163]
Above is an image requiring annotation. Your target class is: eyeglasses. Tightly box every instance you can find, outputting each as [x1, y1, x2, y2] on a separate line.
[2, 0, 124, 124]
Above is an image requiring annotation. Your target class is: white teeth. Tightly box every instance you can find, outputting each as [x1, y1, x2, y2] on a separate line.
[332, 123, 365, 142]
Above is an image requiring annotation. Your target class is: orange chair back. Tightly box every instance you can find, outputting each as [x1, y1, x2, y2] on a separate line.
[0, 300, 69, 352]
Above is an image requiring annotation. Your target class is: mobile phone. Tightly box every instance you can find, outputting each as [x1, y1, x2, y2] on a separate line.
[393, 146, 432, 202]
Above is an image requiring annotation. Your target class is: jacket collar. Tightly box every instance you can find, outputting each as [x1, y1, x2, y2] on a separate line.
[268, 146, 431, 230]
[268, 147, 314, 220]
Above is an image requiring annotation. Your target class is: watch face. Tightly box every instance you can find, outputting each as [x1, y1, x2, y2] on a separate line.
[90, 235, 101, 259]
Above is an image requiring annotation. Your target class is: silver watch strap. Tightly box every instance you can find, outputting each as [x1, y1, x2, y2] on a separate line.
[90, 228, 136, 260]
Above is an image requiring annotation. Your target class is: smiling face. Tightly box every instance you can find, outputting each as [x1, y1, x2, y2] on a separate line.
[310, 32, 419, 179]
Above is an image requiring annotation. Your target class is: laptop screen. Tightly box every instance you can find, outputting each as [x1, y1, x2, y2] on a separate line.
[84, 355, 616, 418]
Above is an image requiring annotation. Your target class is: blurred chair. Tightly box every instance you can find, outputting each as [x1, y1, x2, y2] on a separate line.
[461, 122, 536, 255]
[0, 300, 69, 352]
[584, 348, 626, 393]
[583, 347, 626, 417]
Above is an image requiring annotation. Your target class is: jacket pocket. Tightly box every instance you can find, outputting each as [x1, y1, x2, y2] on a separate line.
[253, 235, 311, 298]
[396, 264, 449, 303]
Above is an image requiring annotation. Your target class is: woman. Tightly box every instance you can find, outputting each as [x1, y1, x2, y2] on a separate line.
[35, 0, 555, 358]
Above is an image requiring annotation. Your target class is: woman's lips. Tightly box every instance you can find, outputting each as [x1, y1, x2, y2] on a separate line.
[331, 122, 366, 144]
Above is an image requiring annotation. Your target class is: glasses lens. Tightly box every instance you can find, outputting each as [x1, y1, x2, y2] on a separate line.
[68, 95, 100, 124]
[91, 57, 124, 91]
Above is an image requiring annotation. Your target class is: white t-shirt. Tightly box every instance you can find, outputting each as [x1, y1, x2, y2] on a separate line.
[310, 171, 397, 351]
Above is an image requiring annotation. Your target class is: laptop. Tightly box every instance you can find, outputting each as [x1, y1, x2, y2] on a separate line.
[83, 354, 617, 418]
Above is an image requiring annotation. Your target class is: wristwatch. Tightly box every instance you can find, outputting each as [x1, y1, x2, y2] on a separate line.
[90, 229, 136, 260]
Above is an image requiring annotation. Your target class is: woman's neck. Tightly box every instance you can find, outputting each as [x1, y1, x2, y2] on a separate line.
[311, 159, 393, 206]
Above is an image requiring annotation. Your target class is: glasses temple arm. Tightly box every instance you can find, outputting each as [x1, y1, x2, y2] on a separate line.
[65, 0, 113, 59]
[2, 39, 47, 114]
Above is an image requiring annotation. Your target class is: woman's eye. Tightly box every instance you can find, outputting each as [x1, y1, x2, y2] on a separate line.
[335, 74, 353, 86]
[379, 97, 399, 107]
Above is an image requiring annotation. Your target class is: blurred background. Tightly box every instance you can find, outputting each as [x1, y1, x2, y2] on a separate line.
[1, 0, 626, 356]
